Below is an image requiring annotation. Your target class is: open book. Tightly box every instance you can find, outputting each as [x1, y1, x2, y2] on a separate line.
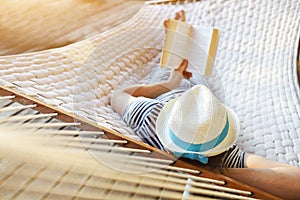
[160, 19, 219, 76]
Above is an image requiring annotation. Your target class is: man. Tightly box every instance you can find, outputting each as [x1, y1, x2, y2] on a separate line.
[110, 11, 300, 199]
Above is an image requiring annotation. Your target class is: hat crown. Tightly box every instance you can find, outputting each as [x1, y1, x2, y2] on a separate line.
[168, 85, 227, 144]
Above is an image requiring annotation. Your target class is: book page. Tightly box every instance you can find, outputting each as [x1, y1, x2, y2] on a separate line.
[160, 19, 192, 69]
[187, 26, 219, 76]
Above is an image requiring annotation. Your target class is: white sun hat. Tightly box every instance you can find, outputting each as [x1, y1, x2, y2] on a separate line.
[156, 85, 240, 164]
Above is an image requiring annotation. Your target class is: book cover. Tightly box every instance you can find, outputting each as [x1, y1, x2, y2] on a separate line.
[160, 19, 219, 76]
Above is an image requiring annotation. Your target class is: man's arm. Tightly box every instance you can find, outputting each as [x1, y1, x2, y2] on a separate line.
[111, 59, 191, 115]
[223, 154, 300, 199]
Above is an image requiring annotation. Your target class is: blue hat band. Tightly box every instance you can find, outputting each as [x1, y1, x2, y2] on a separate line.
[168, 115, 229, 153]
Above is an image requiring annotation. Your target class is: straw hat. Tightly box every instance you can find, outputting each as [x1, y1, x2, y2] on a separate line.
[156, 85, 240, 164]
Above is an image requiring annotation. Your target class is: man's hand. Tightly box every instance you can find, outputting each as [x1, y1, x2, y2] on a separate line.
[165, 59, 192, 90]
[176, 59, 192, 80]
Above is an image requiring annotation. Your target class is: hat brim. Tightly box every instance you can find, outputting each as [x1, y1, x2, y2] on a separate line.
[156, 98, 240, 157]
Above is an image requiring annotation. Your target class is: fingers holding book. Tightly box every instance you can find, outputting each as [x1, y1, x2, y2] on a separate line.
[175, 59, 192, 80]
[165, 59, 190, 90]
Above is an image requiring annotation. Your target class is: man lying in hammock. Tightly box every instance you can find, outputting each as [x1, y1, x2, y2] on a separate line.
[111, 10, 300, 199]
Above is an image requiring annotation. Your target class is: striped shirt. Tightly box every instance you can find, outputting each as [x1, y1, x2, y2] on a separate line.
[122, 88, 187, 151]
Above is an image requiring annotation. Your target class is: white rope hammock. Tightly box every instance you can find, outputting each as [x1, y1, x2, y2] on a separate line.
[0, 0, 299, 167]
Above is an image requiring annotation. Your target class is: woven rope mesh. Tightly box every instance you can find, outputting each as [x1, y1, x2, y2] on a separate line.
[0, 0, 299, 167]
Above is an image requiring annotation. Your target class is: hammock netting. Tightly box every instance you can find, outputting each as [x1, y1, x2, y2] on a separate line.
[0, 0, 299, 167]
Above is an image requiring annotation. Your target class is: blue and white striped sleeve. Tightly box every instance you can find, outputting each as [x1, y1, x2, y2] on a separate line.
[122, 97, 166, 151]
